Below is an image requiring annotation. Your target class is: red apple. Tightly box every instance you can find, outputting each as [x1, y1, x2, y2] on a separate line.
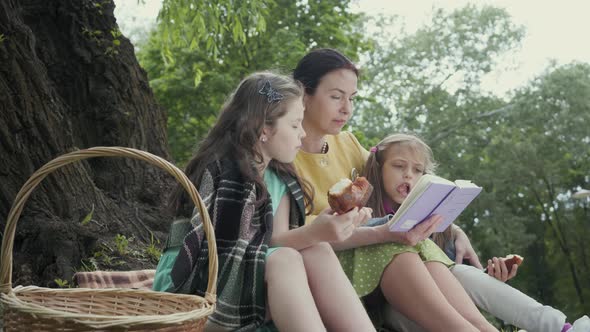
[327, 177, 374, 215]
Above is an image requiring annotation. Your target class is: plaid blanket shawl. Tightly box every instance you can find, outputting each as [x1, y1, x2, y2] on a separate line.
[169, 159, 305, 331]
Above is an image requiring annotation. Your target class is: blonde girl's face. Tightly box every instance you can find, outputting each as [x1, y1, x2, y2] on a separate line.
[261, 97, 306, 164]
[302, 69, 358, 136]
[381, 143, 427, 205]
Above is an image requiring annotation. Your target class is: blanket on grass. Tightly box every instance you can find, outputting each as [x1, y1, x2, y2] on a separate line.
[74, 269, 155, 290]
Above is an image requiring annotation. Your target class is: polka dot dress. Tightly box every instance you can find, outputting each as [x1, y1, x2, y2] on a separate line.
[337, 239, 454, 297]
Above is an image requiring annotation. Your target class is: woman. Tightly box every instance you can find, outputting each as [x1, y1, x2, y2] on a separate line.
[292, 48, 574, 332]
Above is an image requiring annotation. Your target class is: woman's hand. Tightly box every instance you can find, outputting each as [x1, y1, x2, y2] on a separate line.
[453, 226, 484, 269]
[486, 256, 518, 282]
[376, 214, 442, 246]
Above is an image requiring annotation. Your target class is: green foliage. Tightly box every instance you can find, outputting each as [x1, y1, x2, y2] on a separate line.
[54, 278, 70, 288]
[157, 0, 270, 62]
[80, 204, 94, 225]
[0, 33, 6, 43]
[144, 233, 162, 263]
[93, 250, 114, 266]
[81, 25, 122, 57]
[114, 234, 129, 255]
[81, 27, 103, 43]
[105, 28, 122, 56]
[92, 0, 113, 16]
[471, 63, 590, 316]
[499, 327, 519, 332]
[77, 257, 99, 272]
[354, 5, 525, 142]
[140, 0, 373, 164]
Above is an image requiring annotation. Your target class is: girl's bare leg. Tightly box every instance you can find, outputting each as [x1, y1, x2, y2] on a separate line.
[300, 242, 376, 332]
[426, 262, 499, 332]
[266, 247, 325, 332]
[380, 252, 478, 332]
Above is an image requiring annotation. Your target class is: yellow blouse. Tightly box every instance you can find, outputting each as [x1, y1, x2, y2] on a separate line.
[294, 131, 369, 223]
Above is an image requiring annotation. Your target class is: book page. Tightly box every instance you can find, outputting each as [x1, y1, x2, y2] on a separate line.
[455, 179, 478, 188]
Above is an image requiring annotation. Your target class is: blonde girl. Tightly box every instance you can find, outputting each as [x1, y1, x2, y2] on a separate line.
[347, 133, 495, 332]
[364, 133, 583, 332]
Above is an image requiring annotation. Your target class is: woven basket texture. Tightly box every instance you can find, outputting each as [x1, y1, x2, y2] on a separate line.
[0, 147, 218, 331]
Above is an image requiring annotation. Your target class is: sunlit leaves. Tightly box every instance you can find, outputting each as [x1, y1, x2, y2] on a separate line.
[158, 0, 270, 61]
[355, 5, 524, 139]
[140, 0, 372, 165]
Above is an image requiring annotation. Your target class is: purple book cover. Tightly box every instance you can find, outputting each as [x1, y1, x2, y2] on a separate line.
[432, 186, 482, 232]
[388, 182, 481, 232]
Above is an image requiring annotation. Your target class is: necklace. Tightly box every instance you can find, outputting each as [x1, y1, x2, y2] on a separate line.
[320, 141, 328, 154]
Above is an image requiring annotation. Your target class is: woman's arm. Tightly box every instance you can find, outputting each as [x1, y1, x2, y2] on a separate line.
[455, 230, 519, 280]
[451, 224, 484, 269]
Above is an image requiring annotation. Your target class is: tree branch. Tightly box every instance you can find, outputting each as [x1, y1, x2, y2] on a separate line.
[431, 104, 514, 142]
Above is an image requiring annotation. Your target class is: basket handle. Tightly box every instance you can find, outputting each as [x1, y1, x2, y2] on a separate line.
[0, 147, 218, 302]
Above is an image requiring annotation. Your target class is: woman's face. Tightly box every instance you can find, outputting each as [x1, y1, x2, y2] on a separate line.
[302, 69, 358, 136]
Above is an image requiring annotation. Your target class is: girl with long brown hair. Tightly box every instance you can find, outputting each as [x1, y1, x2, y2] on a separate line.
[154, 71, 374, 332]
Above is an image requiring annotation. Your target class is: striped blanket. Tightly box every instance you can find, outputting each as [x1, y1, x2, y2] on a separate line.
[74, 269, 155, 290]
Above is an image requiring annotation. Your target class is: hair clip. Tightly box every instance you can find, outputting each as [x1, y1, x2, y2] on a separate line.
[369, 146, 378, 153]
[258, 81, 284, 103]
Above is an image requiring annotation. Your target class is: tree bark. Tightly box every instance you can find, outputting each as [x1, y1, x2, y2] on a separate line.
[0, 0, 173, 287]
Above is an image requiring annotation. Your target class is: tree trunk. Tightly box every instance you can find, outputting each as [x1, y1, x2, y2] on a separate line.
[0, 0, 173, 288]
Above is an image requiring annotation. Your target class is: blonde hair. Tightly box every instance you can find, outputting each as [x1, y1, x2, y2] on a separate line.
[362, 133, 451, 247]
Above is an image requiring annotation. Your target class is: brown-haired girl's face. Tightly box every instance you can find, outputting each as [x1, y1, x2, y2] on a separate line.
[303, 69, 358, 136]
[381, 143, 427, 205]
[260, 97, 306, 164]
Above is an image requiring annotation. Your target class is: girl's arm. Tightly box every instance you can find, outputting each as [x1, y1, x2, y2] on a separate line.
[330, 214, 442, 251]
[270, 195, 365, 250]
[270, 195, 318, 250]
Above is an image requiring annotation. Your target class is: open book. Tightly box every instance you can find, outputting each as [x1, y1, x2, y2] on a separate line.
[388, 174, 482, 232]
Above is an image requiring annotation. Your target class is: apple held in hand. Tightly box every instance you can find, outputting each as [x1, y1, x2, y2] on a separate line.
[328, 177, 374, 215]
[503, 254, 524, 270]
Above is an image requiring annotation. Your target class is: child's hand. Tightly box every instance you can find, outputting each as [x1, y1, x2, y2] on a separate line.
[486, 256, 518, 282]
[312, 207, 365, 243]
[378, 214, 442, 246]
[355, 207, 373, 227]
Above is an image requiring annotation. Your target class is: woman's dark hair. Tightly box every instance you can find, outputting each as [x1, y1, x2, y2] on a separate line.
[293, 48, 359, 95]
[170, 71, 314, 217]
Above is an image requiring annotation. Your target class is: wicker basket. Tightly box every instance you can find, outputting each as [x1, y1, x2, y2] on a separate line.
[0, 147, 218, 331]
